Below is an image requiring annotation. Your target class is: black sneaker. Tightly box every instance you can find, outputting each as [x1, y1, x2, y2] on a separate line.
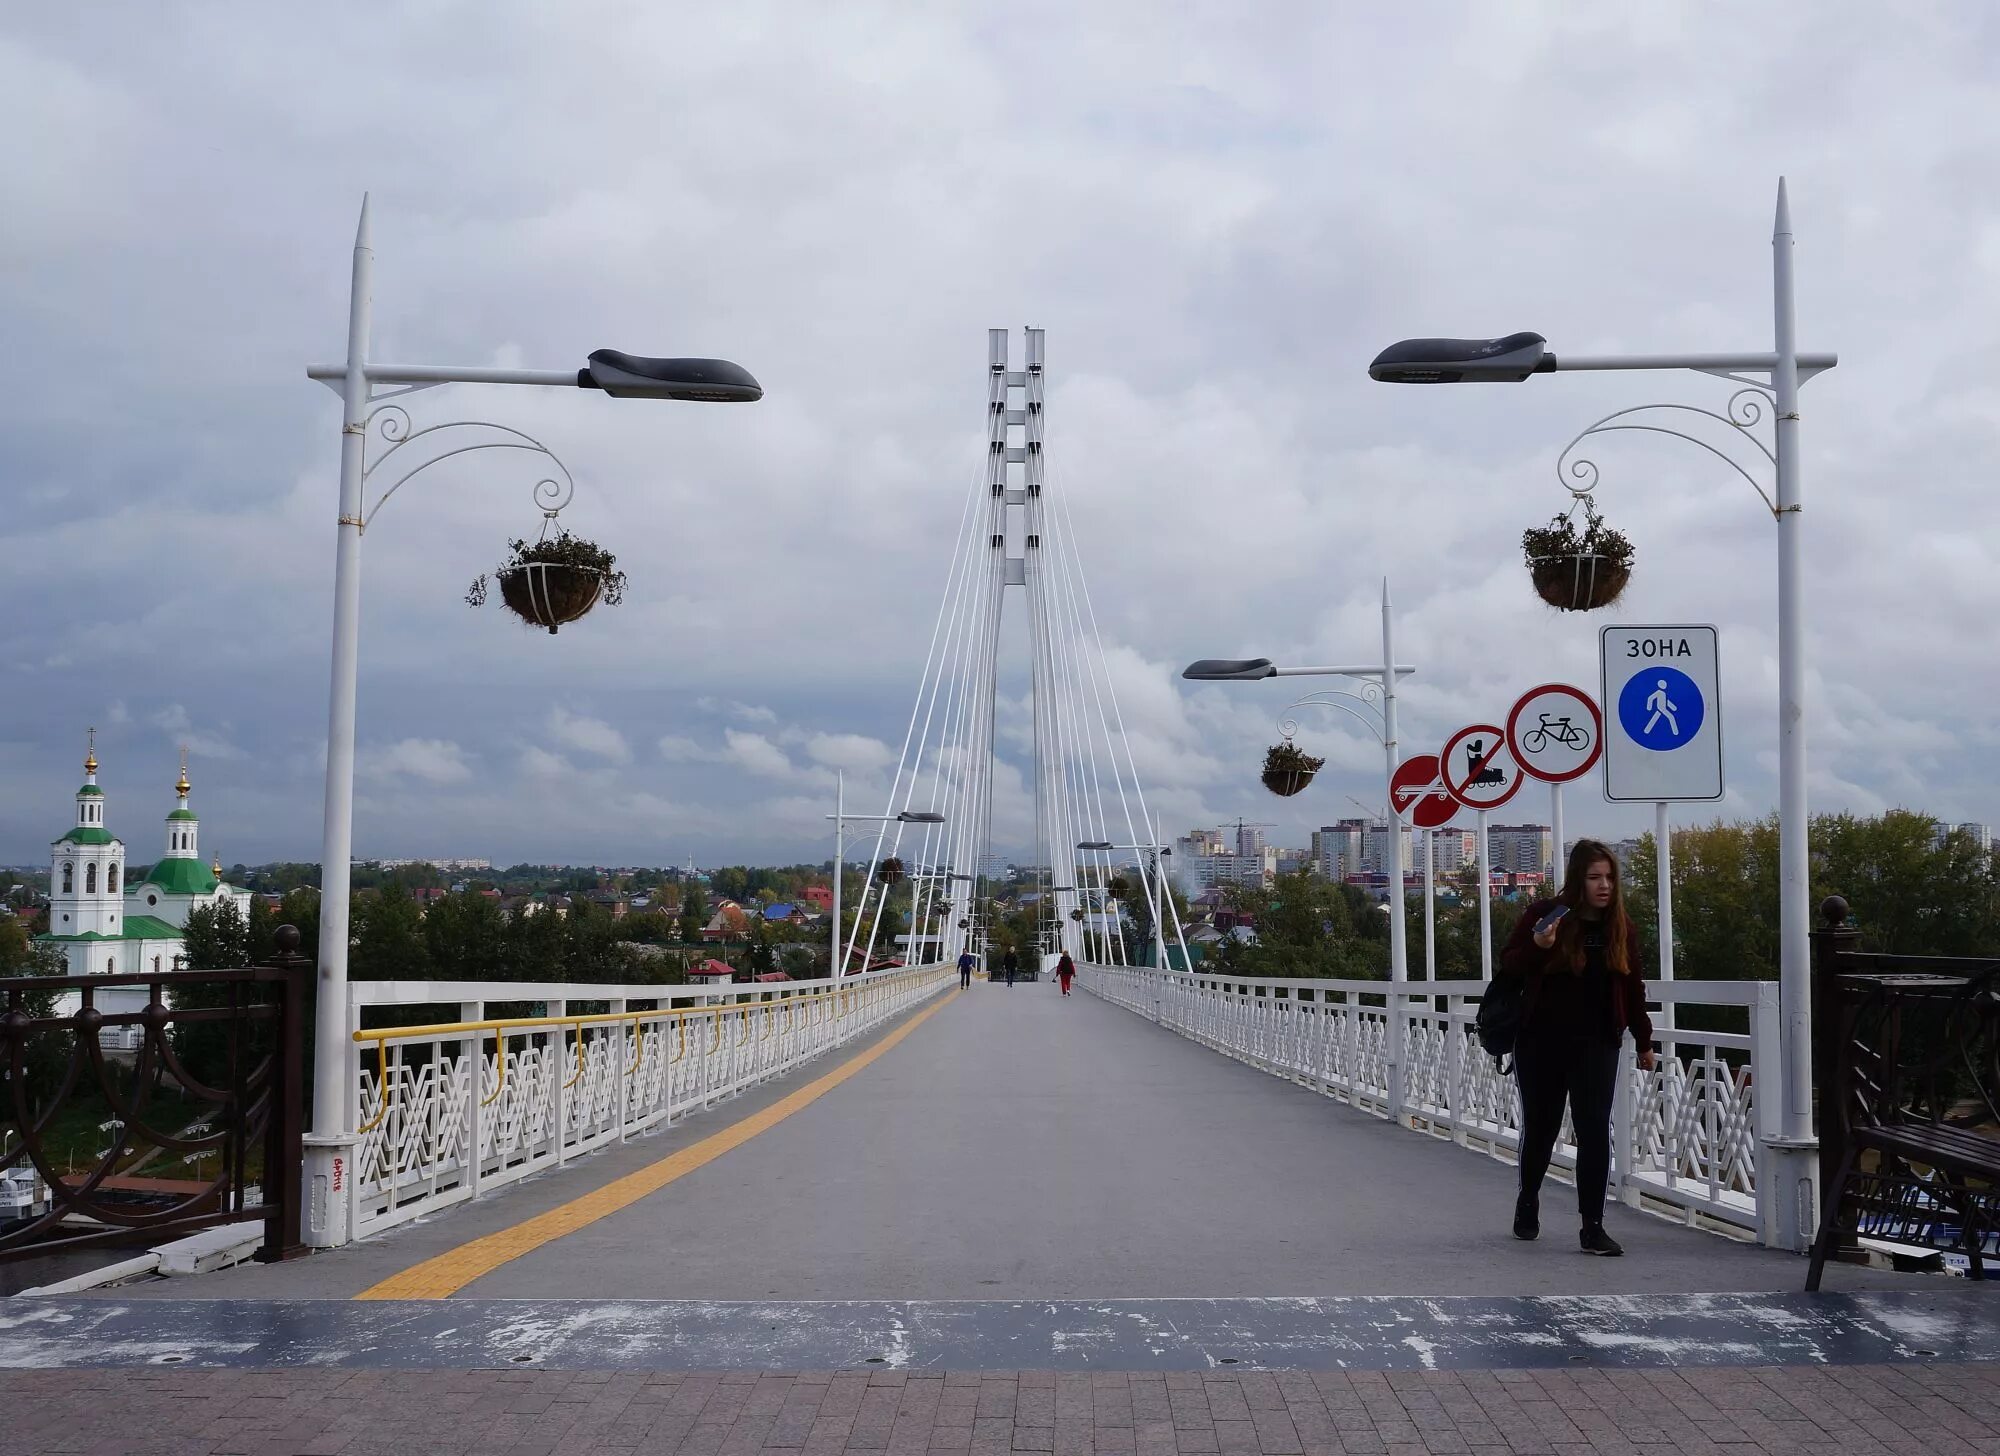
[1580, 1224, 1623, 1257]
[1513, 1194, 1539, 1241]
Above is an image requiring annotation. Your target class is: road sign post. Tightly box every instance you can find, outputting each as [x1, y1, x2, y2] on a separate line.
[1440, 725, 1524, 981]
[1391, 754, 1456, 981]
[1602, 629, 1720, 1041]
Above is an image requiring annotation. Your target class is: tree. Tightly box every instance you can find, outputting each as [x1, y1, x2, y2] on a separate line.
[182, 899, 250, 971]
[748, 920, 776, 977]
[677, 885, 710, 945]
[0, 918, 69, 1113]
[174, 899, 271, 1090]
[504, 903, 569, 983]
[351, 883, 430, 982]
[423, 891, 508, 982]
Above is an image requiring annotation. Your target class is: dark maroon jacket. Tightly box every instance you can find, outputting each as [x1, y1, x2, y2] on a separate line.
[1497, 899, 1654, 1051]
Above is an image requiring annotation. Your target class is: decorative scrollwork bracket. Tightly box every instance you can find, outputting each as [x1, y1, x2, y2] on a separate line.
[356, 406, 578, 534]
[1556, 387, 1779, 520]
[1280, 682, 1387, 748]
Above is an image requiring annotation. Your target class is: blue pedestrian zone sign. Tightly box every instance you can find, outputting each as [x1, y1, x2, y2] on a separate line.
[1599, 625, 1723, 801]
[1617, 665, 1705, 751]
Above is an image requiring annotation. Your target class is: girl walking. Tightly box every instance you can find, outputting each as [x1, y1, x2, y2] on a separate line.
[1496, 839, 1657, 1257]
[1055, 952, 1076, 996]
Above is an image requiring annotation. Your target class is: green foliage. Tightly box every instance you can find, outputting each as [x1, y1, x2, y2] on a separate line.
[1622, 809, 2000, 985]
[467, 530, 628, 609]
[352, 882, 429, 982]
[423, 891, 508, 980]
[181, 898, 250, 971]
[1522, 499, 1633, 568]
[677, 884, 710, 946]
[173, 899, 264, 1091]
[1221, 869, 1390, 980]
[0, 918, 67, 1105]
[1262, 741, 1325, 775]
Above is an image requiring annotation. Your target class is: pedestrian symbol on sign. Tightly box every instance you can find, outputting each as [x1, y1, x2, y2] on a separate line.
[1619, 666, 1704, 752]
[1644, 680, 1680, 737]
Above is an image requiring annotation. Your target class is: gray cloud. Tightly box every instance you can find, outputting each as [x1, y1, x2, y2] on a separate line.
[3, 2, 1997, 868]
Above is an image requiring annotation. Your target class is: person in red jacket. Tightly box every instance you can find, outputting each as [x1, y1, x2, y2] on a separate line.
[1055, 952, 1076, 996]
[1497, 838, 1657, 1257]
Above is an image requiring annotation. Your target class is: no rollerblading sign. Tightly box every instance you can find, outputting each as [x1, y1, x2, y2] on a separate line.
[1439, 724, 1524, 811]
[1599, 625, 1723, 801]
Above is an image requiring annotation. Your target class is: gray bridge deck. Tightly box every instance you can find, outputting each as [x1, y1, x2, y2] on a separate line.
[4, 980, 1994, 1456]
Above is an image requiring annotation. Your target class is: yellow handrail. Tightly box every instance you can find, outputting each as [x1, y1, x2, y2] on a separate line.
[482, 1032, 508, 1107]
[626, 1020, 645, 1078]
[356, 1038, 392, 1134]
[350, 970, 945, 1127]
[352, 1003, 706, 1045]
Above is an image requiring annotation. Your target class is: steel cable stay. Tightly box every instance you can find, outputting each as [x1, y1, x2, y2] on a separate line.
[844, 451, 986, 972]
[1046, 471, 1194, 970]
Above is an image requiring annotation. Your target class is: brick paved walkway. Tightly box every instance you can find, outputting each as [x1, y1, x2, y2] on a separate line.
[4, 1364, 1998, 1456]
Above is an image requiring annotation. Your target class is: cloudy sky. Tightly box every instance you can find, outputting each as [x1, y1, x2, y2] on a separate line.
[4, 3, 1996, 869]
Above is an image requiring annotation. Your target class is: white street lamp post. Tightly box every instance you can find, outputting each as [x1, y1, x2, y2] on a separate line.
[1367, 179, 1833, 1249]
[826, 774, 945, 976]
[1079, 837, 1180, 975]
[300, 197, 761, 1248]
[1183, 579, 1417, 1115]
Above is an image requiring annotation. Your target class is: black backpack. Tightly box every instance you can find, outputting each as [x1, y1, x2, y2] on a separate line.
[1476, 977, 1523, 1068]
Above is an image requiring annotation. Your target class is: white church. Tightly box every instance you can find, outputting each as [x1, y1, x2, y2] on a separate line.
[38, 737, 253, 979]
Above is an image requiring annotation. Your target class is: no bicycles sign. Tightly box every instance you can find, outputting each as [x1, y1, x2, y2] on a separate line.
[1505, 684, 1603, 784]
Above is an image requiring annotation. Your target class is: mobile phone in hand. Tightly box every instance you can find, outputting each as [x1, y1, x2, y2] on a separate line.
[1535, 905, 1570, 935]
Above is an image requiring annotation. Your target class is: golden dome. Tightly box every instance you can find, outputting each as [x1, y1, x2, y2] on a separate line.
[84, 727, 98, 776]
[176, 747, 190, 799]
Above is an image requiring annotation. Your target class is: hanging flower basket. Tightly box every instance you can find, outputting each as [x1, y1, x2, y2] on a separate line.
[467, 529, 627, 634]
[876, 857, 906, 886]
[1522, 502, 1633, 613]
[1107, 876, 1130, 897]
[1261, 740, 1324, 798]
[1070, 908, 1085, 923]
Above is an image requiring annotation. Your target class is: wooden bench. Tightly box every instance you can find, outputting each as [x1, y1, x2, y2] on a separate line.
[1808, 898, 2000, 1290]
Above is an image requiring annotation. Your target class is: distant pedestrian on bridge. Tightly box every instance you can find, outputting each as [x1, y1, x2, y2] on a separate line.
[958, 949, 977, 988]
[1056, 952, 1075, 995]
[1498, 838, 1657, 1258]
[1003, 949, 1018, 987]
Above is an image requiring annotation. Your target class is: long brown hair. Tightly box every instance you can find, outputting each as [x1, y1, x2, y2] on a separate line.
[1551, 838, 1631, 974]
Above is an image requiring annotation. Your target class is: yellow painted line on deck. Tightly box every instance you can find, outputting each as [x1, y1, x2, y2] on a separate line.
[356, 989, 961, 1301]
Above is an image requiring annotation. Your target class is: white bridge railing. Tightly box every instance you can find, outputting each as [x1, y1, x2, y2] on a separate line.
[345, 965, 950, 1240]
[1079, 964, 1785, 1246]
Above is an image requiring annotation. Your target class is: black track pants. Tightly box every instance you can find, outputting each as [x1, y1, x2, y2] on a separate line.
[1514, 1032, 1620, 1227]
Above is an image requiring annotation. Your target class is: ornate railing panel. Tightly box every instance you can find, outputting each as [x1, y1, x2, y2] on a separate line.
[0, 931, 308, 1264]
[1811, 900, 2000, 1283]
[1081, 964, 1779, 1240]
[348, 965, 950, 1240]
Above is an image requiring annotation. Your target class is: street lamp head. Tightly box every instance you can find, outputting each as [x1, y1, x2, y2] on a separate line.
[896, 810, 948, 824]
[1367, 332, 1552, 384]
[580, 349, 763, 402]
[1076, 840, 1114, 851]
[1182, 658, 1277, 682]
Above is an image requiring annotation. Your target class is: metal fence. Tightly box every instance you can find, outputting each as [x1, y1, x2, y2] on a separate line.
[1079, 964, 1783, 1244]
[1, 932, 308, 1264]
[346, 965, 950, 1240]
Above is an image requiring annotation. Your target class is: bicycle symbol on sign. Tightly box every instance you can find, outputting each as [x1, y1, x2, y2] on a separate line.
[1522, 713, 1592, 756]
